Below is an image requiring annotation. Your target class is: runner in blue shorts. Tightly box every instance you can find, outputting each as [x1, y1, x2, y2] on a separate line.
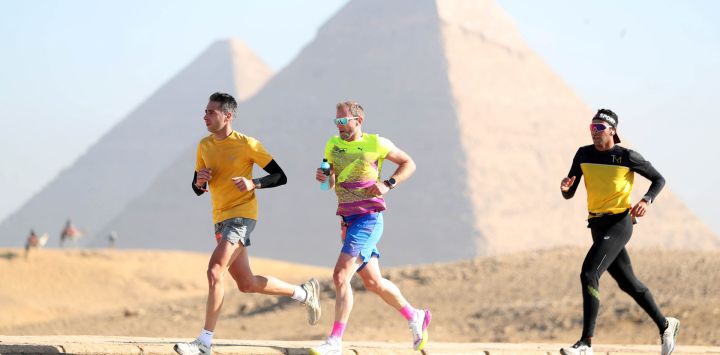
[310, 101, 431, 355]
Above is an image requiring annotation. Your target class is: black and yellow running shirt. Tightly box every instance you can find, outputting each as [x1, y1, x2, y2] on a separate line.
[562, 145, 665, 218]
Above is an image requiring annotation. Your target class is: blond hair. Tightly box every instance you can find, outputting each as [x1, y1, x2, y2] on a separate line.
[336, 101, 365, 119]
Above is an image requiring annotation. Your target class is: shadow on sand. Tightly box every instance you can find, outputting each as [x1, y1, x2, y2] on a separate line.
[0, 250, 19, 260]
[0, 344, 61, 354]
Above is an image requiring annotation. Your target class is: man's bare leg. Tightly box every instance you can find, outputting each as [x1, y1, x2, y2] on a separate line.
[333, 252, 360, 324]
[227, 243, 295, 296]
[203, 239, 241, 332]
[358, 256, 431, 351]
[227, 242, 322, 325]
[357, 256, 407, 310]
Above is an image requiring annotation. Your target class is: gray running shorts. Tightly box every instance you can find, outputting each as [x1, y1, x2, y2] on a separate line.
[214, 217, 256, 246]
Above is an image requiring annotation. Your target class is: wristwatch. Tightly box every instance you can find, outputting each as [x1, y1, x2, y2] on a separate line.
[384, 177, 397, 189]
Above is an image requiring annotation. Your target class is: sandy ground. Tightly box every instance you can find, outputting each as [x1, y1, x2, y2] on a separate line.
[1, 247, 718, 347]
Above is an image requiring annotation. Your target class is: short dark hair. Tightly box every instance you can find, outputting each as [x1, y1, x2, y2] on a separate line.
[209, 92, 237, 115]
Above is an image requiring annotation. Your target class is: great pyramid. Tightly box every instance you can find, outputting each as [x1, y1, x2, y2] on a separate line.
[0, 39, 272, 246]
[97, 0, 718, 266]
[6, 0, 716, 264]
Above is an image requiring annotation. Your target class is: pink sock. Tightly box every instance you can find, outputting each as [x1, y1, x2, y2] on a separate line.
[330, 321, 346, 339]
[399, 304, 416, 321]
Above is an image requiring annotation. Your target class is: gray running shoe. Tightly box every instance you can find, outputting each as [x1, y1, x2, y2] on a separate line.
[560, 340, 593, 355]
[301, 277, 321, 325]
[173, 338, 211, 355]
[661, 317, 680, 355]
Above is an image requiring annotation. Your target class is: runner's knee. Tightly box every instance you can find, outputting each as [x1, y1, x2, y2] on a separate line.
[236, 279, 256, 293]
[362, 277, 381, 293]
[207, 264, 224, 288]
[617, 279, 648, 295]
[333, 269, 351, 289]
[580, 270, 598, 287]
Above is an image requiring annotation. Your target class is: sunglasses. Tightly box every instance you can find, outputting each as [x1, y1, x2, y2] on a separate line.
[334, 116, 359, 125]
[589, 123, 610, 132]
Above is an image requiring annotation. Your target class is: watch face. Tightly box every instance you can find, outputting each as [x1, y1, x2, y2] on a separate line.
[388, 178, 396, 185]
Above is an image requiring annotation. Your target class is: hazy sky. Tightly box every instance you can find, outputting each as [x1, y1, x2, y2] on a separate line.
[1, 1, 718, 235]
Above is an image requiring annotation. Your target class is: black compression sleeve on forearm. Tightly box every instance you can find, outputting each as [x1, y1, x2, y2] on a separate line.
[254, 159, 287, 189]
[192, 171, 206, 196]
[562, 149, 584, 199]
[628, 150, 665, 201]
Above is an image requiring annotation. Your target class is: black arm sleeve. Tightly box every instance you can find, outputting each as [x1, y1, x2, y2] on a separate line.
[191, 171, 206, 196]
[562, 149, 584, 199]
[254, 159, 288, 189]
[628, 149, 665, 202]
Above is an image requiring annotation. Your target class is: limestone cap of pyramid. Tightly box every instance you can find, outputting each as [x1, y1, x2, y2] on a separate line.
[227, 38, 273, 100]
[436, 0, 529, 54]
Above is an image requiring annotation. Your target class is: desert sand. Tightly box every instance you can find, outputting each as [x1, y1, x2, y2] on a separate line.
[2, 247, 718, 347]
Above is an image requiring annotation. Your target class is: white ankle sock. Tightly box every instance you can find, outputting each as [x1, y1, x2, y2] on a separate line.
[291, 285, 307, 302]
[198, 329, 214, 347]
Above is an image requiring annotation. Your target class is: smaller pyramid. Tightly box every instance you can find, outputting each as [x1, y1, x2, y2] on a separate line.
[0, 40, 273, 247]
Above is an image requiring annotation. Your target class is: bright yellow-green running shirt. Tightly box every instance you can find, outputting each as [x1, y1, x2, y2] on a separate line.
[324, 133, 396, 216]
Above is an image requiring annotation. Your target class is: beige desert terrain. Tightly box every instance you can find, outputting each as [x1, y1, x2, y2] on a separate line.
[1, 247, 718, 348]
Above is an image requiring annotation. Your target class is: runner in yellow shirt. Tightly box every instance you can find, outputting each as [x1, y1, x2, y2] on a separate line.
[174, 92, 321, 355]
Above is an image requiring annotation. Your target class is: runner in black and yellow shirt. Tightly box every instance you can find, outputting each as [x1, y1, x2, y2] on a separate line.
[559, 109, 679, 355]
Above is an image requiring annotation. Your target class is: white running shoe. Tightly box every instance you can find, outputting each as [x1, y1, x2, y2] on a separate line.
[408, 309, 432, 351]
[173, 338, 212, 355]
[309, 337, 342, 355]
[661, 317, 680, 355]
[560, 340, 593, 355]
[302, 278, 321, 325]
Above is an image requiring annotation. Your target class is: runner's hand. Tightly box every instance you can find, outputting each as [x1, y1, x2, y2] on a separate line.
[196, 168, 212, 186]
[560, 176, 576, 192]
[232, 176, 256, 192]
[630, 199, 649, 217]
[316, 168, 329, 182]
[367, 181, 390, 196]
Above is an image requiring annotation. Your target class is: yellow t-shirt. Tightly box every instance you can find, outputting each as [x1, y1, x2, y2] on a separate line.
[195, 131, 272, 223]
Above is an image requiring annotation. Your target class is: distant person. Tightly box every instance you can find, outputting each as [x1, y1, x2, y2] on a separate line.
[173, 92, 321, 355]
[60, 219, 81, 247]
[310, 101, 430, 355]
[25, 229, 48, 259]
[559, 109, 679, 355]
[24, 229, 39, 259]
[108, 231, 118, 248]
